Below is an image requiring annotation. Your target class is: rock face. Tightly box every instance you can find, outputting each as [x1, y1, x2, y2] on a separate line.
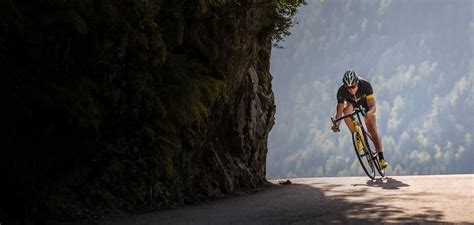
[2, 0, 276, 221]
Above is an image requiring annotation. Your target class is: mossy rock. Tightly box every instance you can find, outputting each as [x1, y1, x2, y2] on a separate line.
[157, 135, 181, 179]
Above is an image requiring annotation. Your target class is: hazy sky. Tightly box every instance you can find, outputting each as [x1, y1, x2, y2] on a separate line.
[267, 0, 473, 179]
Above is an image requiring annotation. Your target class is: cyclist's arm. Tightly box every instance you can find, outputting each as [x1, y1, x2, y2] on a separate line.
[334, 85, 346, 126]
[365, 81, 376, 114]
[334, 103, 344, 126]
[366, 95, 376, 114]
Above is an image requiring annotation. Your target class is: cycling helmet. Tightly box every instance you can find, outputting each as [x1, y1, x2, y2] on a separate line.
[342, 69, 359, 86]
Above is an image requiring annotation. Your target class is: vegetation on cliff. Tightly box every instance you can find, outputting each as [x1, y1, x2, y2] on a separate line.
[1, 0, 304, 222]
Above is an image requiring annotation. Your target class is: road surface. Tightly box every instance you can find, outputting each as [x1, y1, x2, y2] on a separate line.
[72, 174, 474, 224]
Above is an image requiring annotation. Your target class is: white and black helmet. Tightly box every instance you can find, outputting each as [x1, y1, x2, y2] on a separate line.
[342, 69, 359, 86]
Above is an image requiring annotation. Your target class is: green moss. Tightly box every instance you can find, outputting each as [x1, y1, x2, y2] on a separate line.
[196, 75, 227, 106]
[198, 0, 210, 15]
[174, 78, 207, 125]
[157, 136, 181, 179]
[166, 75, 226, 127]
[161, 55, 227, 127]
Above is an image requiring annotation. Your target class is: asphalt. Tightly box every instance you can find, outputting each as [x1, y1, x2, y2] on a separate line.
[70, 174, 474, 225]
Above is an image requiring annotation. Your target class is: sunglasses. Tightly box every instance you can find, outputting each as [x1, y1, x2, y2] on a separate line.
[346, 84, 357, 89]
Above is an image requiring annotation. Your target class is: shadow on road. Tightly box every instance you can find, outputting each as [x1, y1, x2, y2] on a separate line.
[268, 183, 452, 224]
[64, 180, 470, 225]
[366, 177, 410, 189]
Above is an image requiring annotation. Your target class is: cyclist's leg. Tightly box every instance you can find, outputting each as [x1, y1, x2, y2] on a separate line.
[364, 111, 383, 153]
[342, 102, 355, 133]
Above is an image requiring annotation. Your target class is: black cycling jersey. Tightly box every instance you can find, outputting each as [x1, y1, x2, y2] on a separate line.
[336, 77, 374, 111]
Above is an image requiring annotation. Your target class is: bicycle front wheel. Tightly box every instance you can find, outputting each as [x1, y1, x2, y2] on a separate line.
[365, 131, 385, 177]
[352, 131, 375, 179]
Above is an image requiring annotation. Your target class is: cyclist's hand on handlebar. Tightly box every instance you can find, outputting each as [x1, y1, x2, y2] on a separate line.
[331, 124, 340, 133]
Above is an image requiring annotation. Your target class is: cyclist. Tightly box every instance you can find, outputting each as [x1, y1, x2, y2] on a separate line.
[331, 69, 389, 169]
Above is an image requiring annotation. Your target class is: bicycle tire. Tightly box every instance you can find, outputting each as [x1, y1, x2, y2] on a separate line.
[352, 131, 375, 179]
[364, 131, 385, 177]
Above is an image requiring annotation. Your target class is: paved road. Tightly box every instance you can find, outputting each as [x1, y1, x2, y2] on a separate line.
[76, 174, 474, 225]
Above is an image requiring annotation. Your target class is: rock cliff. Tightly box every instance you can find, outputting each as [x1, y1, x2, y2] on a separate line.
[1, 0, 301, 222]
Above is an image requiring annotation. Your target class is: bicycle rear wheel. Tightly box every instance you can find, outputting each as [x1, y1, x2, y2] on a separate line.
[352, 131, 375, 179]
[365, 131, 385, 177]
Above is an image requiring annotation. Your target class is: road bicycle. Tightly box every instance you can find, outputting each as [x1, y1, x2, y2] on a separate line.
[331, 105, 385, 179]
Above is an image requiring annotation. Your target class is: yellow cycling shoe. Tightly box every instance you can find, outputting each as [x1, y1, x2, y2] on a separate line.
[379, 159, 389, 169]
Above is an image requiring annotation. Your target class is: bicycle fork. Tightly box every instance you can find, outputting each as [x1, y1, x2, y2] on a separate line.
[352, 119, 368, 155]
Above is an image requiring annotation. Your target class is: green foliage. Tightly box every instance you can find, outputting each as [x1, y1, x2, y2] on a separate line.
[3, 0, 280, 220]
[197, 75, 227, 106]
[197, 0, 306, 48]
[271, 0, 307, 48]
[157, 135, 181, 179]
[161, 65, 226, 127]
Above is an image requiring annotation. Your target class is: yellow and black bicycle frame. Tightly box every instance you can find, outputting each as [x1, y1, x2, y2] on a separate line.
[352, 118, 367, 154]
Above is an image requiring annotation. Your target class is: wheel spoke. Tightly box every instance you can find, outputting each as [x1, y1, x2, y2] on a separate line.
[352, 132, 375, 179]
[365, 132, 385, 177]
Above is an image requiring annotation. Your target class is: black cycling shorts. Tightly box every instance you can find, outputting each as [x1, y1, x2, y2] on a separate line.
[346, 98, 370, 113]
